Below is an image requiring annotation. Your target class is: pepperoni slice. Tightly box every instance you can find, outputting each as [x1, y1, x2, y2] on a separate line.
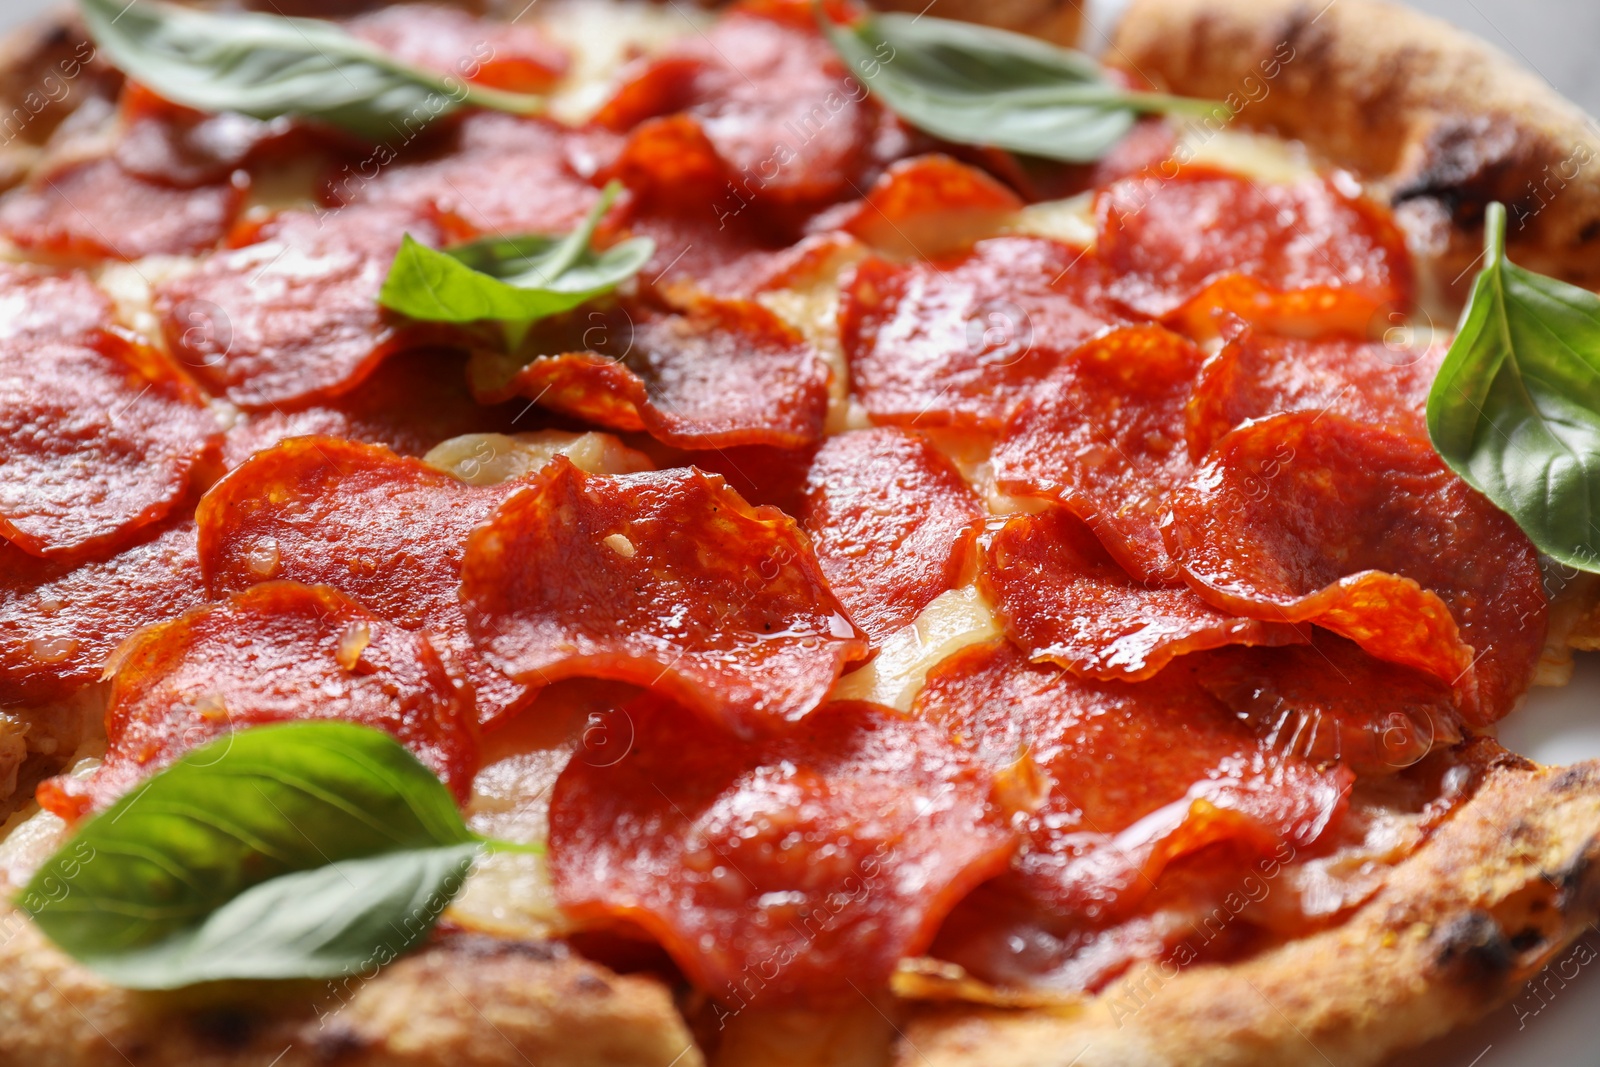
[0, 519, 205, 708]
[114, 83, 305, 189]
[912, 640, 1351, 919]
[684, 444, 818, 518]
[1096, 168, 1412, 322]
[346, 4, 568, 93]
[1162, 412, 1546, 723]
[798, 428, 983, 641]
[0, 157, 246, 260]
[460, 458, 869, 734]
[983, 507, 1301, 681]
[0, 263, 114, 345]
[812, 154, 1023, 257]
[549, 696, 1015, 1003]
[1199, 633, 1463, 775]
[326, 113, 605, 236]
[197, 437, 535, 726]
[992, 325, 1205, 584]
[593, 5, 878, 209]
[840, 236, 1126, 429]
[0, 331, 220, 563]
[156, 203, 450, 409]
[221, 348, 525, 469]
[469, 297, 830, 449]
[1185, 329, 1444, 458]
[39, 581, 477, 818]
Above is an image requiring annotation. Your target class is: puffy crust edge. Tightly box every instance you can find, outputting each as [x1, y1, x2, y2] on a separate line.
[1108, 0, 1600, 290]
[0, 921, 705, 1067]
[902, 749, 1600, 1067]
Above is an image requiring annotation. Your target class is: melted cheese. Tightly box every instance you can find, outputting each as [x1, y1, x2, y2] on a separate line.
[829, 584, 1001, 711]
[424, 430, 653, 485]
[534, 0, 698, 124]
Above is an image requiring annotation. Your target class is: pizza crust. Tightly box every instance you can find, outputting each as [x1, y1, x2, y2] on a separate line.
[1109, 0, 1600, 292]
[3, 2, 1599, 1065]
[903, 748, 1600, 1066]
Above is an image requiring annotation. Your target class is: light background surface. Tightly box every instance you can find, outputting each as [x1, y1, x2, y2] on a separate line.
[0, 0, 1597, 1063]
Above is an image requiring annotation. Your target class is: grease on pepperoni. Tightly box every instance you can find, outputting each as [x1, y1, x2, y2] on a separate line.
[912, 640, 1351, 919]
[992, 324, 1205, 584]
[470, 297, 830, 449]
[549, 696, 1015, 1004]
[798, 428, 983, 641]
[0, 331, 220, 562]
[39, 581, 476, 818]
[461, 458, 869, 734]
[0, 519, 205, 708]
[156, 203, 450, 409]
[840, 235, 1126, 429]
[1162, 412, 1546, 723]
[0, 157, 247, 260]
[813, 154, 1023, 258]
[326, 112, 605, 235]
[1185, 329, 1443, 458]
[1200, 633, 1464, 775]
[1096, 168, 1412, 323]
[983, 507, 1301, 681]
[198, 437, 535, 725]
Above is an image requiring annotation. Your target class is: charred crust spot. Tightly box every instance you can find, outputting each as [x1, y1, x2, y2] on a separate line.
[1433, 910, 1513, 984]
[440, 933, 569, 963]
[188, 1007, 255, 1052]
[1510, 927, 1546, 953]
[312, 1026, 371, 1062]
[1551, 765, 1600, 793]
[574, 972, 614, 996]
[1391, 114, 1530, 225]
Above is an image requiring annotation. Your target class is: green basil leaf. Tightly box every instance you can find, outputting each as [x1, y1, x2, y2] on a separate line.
[378, 180, 653, 347]
[78, 0, 542, 140]
[818, 10, 1229, 163]
[1427, 201, 1600, 572]
[20, 721, 482, 989]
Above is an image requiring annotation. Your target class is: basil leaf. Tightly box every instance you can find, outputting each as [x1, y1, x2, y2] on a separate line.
[78, 0, 542, 140]
[818, 10, 1228, 163]
[378, 180, 653, 347]
[1427, 201, 1600, 572]
[20, 722, 483, 989]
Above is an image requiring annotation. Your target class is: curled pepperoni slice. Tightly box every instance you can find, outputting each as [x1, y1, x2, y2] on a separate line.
[470, 297, 830, 449]
[198, 437, 534, 726]
[1185, 329, 1444, 458]
[983, 507, 1301, 681]
[113, 83, 306, 189]
[0, 331, 220, 562]
[812, 154, 1023, 257]
[912, 640, 1350, 919]
[549, 696, 1015, 1004]
[461, 458, 869, 734]
[156, 203, 449, 409]
[0, 157, 246, 260]
[39, 581, 476, 818]
[798, 428, 983, 641]
[1096, 168, 1412, 322]
[992, 325, 1205, 584]
[0, 519, 205, 708]
[1163, 412, 1546, 723]
[840, 236, 1126, 429]
[1199, 633, 1463, 775]
[594, 5, 877, 209]
[347, 4, 568, 93]
[326, 113, 605, 236]
[221, 348, 525, 470]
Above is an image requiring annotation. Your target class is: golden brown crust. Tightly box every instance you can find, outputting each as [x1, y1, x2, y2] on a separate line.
[1110, 0, 1600, 291]
[901, 750, 1600, 1066]
[0, 919, 705, 1067]
[870, 0, 1082, 45]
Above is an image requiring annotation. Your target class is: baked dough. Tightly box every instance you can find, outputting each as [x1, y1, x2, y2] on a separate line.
[2, 3, 1599, 1066]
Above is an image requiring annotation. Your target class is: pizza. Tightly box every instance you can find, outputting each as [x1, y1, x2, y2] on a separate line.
[0, 0, 1598, 1064]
